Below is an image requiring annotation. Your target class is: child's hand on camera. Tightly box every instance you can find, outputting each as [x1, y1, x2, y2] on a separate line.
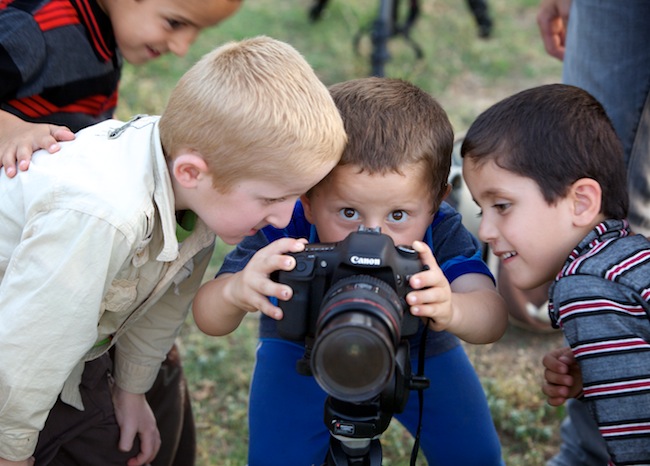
[193, 238, 308, 336]
[0, 117, 74, 178]
[225, 237, 307, 320]
[406, 241, 454, 331]
[542, 346, 583, 406]
[193, 237, 309, 336]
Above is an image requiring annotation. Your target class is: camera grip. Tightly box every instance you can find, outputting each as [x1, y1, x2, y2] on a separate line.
[274, 256, 317, 340]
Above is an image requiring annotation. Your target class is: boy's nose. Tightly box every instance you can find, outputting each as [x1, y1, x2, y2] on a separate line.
[477, 218, 496, 244]
[363, 219, 383, 231]
[267, 204, 295, 229]
[168, 31, 198, 57]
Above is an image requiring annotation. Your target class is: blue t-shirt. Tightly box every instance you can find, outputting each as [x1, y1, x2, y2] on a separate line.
[218, 200, 492, 357]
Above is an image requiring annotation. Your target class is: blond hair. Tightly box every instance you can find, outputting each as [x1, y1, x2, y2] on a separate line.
[159, 36, 346, 190]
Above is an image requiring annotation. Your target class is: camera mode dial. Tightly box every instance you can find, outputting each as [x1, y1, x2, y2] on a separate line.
[395, 245, 417, 258]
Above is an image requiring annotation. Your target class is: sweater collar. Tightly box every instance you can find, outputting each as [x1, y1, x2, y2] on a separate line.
[565, 219, 630, 266]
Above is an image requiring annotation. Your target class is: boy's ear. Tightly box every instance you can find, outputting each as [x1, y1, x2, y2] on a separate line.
[570, 178, 602, 227]
[171, 153, 210, 188]
[441, 182, 452, 200]
[300, 193, 315, 223]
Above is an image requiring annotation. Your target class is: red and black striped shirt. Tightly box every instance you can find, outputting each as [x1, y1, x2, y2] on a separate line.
[0, 0, 120, 131]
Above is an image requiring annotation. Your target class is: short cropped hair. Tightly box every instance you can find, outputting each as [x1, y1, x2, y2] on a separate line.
[461, 84, 628, 219]
[159, 36, 346, 191]
[327, 77, 453, 213]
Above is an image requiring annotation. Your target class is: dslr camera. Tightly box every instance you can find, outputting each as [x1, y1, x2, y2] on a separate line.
[273, 226, 424, 403]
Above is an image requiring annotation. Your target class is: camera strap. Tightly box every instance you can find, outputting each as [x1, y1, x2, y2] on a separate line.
[409, 318, 430, 465]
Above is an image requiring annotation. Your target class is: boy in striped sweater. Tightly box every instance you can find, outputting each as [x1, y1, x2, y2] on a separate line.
[461, 83, 650, 465]
[0, 0, 240, 176]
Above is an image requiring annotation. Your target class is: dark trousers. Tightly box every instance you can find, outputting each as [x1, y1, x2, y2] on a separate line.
[34, 346, 195, 465]
[35, 354, 140, 465]
[147, 345, 196, 466]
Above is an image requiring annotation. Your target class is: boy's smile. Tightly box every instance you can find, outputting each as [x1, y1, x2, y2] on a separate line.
[462, 158, 578, 290]
[301, 163, 435, 247]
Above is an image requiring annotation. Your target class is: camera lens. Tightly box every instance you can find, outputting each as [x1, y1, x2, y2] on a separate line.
[311, 275, 405, 402]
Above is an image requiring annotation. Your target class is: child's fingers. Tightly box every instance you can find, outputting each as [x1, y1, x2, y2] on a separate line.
[408, 241, 446, 289]
[34, 126, 74, 155]
[258, 300, 284, 320]
[241, 237, 310, 320]
[258, 238, 309, 277]
[545, 393, 569, 407]
[542, 377, 571, 406]
[15, 143, 34, 172]
[51, 125, 75, 142]
[541, 347, 572, 372]
[0, 145, 18, 177]
[2, 161, 17, 178]
[407, 285, 446, 305]
[411, 240, 437, 267]
[257, 276, 293, 303]
[268, 236, 308, 253]
[543, 365, 573, 387]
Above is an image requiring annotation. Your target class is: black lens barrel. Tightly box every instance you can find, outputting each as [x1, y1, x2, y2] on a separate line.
[311, 275, 405, 402]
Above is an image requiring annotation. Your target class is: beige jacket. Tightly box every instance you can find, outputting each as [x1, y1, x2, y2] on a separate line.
[0, 116, 215, 460]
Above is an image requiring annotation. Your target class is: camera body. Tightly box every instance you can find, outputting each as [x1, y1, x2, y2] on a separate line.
[273, 227, 425, 402]
[275, 226, 423, 341]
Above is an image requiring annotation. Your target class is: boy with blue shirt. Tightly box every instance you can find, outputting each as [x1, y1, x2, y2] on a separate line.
[193, 77, 508, 465]
[0, 36, 346, 466]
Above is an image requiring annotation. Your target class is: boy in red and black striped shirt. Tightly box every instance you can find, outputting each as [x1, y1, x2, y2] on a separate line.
[0, 0, 240, 176]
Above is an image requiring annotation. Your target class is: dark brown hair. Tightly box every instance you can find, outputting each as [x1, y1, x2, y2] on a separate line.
[461, 84, 628, 219]
[328, 77, 454, 213]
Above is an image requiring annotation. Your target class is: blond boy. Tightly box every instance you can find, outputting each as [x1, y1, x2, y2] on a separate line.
[0, 36, 346, 466]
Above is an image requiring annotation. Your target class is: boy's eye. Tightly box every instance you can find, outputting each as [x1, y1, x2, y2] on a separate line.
[339, 208, 359, 220]
[167, 19, 184, 29]
[387, 210, 408, 223]
[494, 202, 511, 213]
[264, 197, 287, 204]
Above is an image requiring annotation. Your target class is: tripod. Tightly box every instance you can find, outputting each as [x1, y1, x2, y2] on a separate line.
[324, 397, 391, 465]
[309, 0, 424, 77]
[319, 342, 430, 466]
[362, 0, 423, 77]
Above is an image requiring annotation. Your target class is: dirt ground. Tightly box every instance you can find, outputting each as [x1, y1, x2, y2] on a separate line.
[464, 322, 565, 390]
[463, 321, 567, 462]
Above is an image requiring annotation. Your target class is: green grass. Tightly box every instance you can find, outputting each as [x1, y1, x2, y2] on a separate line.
[117, 0, 561, 130]
[116, 0, 566, 463]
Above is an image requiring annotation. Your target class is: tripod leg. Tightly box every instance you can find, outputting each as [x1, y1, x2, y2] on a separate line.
[370, 0, 394, 76]
[466, 0, 493, 38]
[309, 0, 330, 22]
[325, 437, 383, 465]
